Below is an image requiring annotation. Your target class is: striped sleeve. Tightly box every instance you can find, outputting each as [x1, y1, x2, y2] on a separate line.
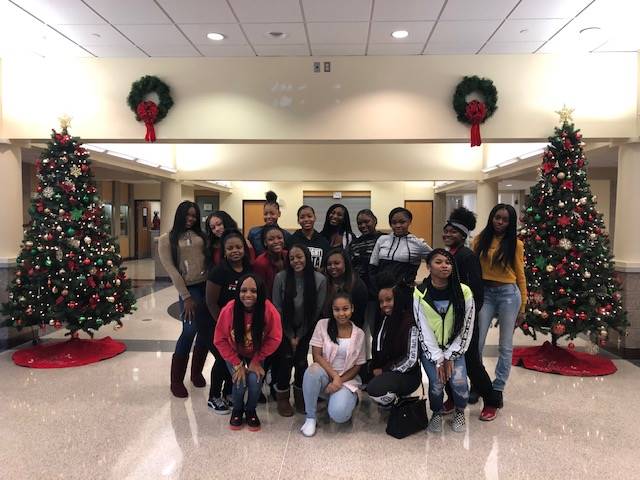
[443, 290, 475, 361]
[389, 326, 419, 373]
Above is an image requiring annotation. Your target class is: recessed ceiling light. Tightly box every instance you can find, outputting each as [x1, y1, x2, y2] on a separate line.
[207, 32, 225, 41]
[266, 31, 288, 39]
[505, 184, 513, 187]
[391, 30, 409, 39]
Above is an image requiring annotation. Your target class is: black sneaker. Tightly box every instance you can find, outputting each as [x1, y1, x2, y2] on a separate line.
[494, 390, 504, 408]
[229, 410, 243, 430]
[207, 396, 230, 415]
[245, 410, 261, 432]
[468, 388, 480, 405]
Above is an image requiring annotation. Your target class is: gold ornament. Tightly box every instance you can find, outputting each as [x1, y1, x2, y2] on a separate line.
[58, 114, 72, 130]
[555, 105, 574, 124]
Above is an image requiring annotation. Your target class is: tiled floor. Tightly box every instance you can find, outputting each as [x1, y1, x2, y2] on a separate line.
[0, 280, 637, 480]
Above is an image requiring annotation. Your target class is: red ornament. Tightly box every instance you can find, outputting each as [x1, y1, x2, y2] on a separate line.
[557, 215, 571, 227]
[464, 100, 487, 147]
[578, 312, 588, 321]
[67, 301, 77, 309]
[558, 287, 566, 295]
[552, 323, 566, 335]
[562, 180, 574, 190]
[551, 175, 558, 184]
[535, 235, 542, 242]
[136, 101, 159, 142]
[549, 236, 558, 245]
[83, 258, 91, 266]
[542, 162, 555, 174]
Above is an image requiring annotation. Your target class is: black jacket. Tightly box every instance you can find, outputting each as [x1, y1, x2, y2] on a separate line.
[452, 246, 484, 311]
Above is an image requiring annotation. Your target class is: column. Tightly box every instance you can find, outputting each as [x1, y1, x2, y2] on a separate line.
[475, 180, 499, 236]
[0, 144, 26, 347]
[155, 181, 182, 279]
[610, 144, 640, 356]
[432, 192, 447, 249]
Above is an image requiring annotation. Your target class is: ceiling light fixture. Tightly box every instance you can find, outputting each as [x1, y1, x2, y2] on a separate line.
[391, 30, 409, 39]
[505, 183, 513, 187]
[266, 31, 288, 39]
[207, 32, 225, 41]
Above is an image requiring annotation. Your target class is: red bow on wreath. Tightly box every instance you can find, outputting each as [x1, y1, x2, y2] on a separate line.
[136, 101, 159, 142]
[465, 100, 487, 147]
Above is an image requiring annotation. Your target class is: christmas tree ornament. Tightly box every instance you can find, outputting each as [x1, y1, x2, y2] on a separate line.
[583, 271, 592, 278]
[559, 238, 573, 250]
[546, 264, 555, 273]
[557, 172, 566, 180]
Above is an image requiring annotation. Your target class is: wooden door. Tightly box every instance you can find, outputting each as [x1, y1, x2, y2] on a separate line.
[242, 200, 265, 238]
[135, 200, 152, 258]
[405, 200, 433, 246]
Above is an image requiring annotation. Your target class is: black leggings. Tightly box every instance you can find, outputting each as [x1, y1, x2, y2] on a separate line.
[209, 344, 232, 399]
[446, 316, 498, 407]
[364, 367, 422, 406]
[274, 333, 312, 390]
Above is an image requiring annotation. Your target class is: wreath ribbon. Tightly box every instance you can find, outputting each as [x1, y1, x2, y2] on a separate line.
[465, 100, 487, 147]
[136, 101, 158, 142]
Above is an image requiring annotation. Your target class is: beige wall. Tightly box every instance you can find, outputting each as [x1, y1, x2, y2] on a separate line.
[220, 181, 434, 230]
[133, 183, 161, 199]
[2, 54, 637, 142]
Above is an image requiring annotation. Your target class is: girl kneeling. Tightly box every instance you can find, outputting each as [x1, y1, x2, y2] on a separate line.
[214, 274, 282, 431]
[413, 249, 475, 434]
[300, 293, 366, 437]
[361, 273, 421, 407]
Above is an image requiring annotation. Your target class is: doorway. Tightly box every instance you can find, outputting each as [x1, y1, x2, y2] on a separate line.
[135, 200, 160, 259]
[242, 200, 265, 238]
[405, 200, 433, 246]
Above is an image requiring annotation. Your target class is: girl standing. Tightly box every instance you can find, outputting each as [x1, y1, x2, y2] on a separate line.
[414, 249, 475, 434]
[473, 204, 527, 409]
[300, 292, 366, 437]
[320, 203, 355, 249]
[361, 273, 421, 408]
[158, 201, 210, 398]
[272, 244, 327, 417]
[287, 205, 331, 270]
[441, 206, 500, 421]
[205, 229, 253, 414]
[247, 191, 292, 256]
[369, 207, 432, 290]
[322, 248, 368, 329]
[253, 224, 288, 299]
[214, 274, 282, 431]
[206, 210, 238, 266]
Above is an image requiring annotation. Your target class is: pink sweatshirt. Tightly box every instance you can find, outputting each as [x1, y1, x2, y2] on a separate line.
[214, 299, 283, 365]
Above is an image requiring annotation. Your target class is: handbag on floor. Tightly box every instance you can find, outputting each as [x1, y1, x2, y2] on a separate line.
[385, 385, 429, 439]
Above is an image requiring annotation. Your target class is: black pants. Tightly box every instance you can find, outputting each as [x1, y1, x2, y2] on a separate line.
[274, 332, 312, 390]
[362, 363, 422, 406]
[201, 318, 232, 400]
[446, 317, 498, 407]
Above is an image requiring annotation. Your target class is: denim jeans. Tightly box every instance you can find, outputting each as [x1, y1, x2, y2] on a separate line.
[477, 283, 522, 392]
[421, 354, 468, 413]
[302, 363, 358, 423]
[174, 283, 210, 356]
[225, 360, 264, 413]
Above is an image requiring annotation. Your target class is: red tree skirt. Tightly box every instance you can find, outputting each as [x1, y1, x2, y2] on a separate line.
[512, 341, 617, 376]
[12, 336, 126, 368]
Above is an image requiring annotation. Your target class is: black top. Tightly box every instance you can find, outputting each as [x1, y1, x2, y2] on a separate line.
[370, 309, 419, 374]
[207, 261, 253, 309]
[349, 231, 383, 298]
[286, 230, 331, 270]
[451, 245, 484, 311]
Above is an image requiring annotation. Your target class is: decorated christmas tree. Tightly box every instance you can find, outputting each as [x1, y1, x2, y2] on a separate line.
[519, 108, 627, 345]
[2, 120, 136, 336]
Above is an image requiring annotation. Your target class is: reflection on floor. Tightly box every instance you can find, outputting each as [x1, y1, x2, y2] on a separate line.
[0, 283, 636, 480]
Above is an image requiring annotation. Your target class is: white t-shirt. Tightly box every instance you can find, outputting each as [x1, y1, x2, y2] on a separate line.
[332, 337, 351, 373]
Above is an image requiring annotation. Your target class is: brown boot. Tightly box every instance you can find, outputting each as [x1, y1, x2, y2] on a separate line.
[170, 354, 189, 398]
[276, 389, 294, 417]
[190, 346, 207, 388]
[293, 386, 305, 414]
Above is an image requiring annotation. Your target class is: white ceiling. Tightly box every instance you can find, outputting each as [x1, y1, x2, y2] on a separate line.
[1, 0, 638, 58]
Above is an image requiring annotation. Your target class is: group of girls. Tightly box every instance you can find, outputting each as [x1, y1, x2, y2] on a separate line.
[159, 190, 526, 435]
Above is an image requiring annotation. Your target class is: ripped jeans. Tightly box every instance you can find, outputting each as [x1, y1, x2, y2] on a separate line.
[421, 354, 468, 413]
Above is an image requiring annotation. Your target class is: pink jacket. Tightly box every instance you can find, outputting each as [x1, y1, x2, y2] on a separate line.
[309, 318, 366, 392]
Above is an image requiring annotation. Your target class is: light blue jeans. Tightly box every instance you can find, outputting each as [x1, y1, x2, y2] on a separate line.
[302, 363, 358, 423]
[421, 354, 468, 413]
[225, 360, 263, 413]
[477, 283, 522, 392]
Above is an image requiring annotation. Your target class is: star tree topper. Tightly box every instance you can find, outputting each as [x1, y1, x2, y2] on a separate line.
[555, 105, 574, 124]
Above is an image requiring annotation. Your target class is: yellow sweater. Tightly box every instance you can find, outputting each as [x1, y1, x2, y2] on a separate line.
[473, 236, 527, 313]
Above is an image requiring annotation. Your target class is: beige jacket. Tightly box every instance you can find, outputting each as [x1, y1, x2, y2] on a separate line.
[157, 232, 207, 299]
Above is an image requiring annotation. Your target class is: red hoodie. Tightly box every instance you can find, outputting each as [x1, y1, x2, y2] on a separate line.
[214, 299, 282, 365]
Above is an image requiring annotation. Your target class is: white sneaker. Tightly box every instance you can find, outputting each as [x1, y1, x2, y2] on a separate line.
[300, 418, 317, 437]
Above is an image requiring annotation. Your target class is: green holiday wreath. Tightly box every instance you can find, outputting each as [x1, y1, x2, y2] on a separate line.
[452, 75, 498, 146]
[127, 75, 174, 142]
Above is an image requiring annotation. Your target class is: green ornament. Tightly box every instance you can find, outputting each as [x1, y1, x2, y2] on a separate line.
[535, 256, 547, 270]
[71, 208, 83, 221]
[54, 193, 62, 201]
[45, 257, 52, 267]
[67, 227, 75, 236]
[31, 249, 38, 255]
[82, 195, 90, 204]
[78, 275, 86, 281]
[96, 259, 104, 266]
[96, 318, 103, 325]
[93, 195, 100, 203]
[534, 214, 542, 221]
[526, 207, 533, 213]
[79, 316, 86, 323]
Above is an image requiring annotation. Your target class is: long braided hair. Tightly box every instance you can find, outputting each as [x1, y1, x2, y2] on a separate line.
[232, 274, 266, 351]
[425, 248, 467, 340]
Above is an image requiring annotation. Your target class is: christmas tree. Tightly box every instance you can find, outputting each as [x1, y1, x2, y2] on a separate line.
[2, 121, 136, 336]
[519, 108, 627, 345]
